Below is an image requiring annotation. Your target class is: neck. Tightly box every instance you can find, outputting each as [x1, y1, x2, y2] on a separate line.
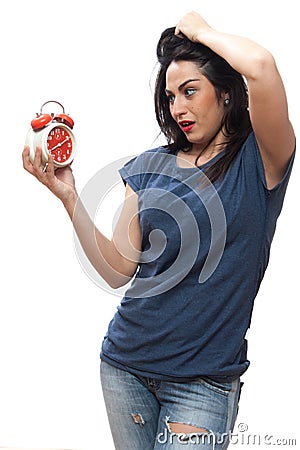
[192, 128, 227, 164]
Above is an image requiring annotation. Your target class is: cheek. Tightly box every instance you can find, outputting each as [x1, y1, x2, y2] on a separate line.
[192, 91, 218, 115]
[169, 105, 180, 124]
[169, 105, 175, 119]
[200, 97, 224, 120]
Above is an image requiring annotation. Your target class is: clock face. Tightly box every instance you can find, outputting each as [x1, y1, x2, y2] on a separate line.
[47, 126, 73, 164]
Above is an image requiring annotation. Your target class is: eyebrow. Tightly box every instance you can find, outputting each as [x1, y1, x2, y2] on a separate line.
[165, 78, 201, 94]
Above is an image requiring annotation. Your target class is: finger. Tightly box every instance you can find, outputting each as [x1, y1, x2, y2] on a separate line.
[32, 146, 43, 171]
[174, 23, 180, 35]
[22, 145, 34, 173]
[22, 145, 30, 164]
[174, 22, 184, 38]
[46, 152, 55, 175]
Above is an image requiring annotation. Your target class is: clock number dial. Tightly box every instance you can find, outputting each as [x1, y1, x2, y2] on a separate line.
[47, 127, 73, 163]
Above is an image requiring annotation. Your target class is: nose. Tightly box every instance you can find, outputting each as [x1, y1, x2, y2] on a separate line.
[171, 96, 188, 119]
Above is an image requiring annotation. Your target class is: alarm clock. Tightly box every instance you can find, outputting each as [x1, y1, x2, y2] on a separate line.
[25, 100, 76, 170]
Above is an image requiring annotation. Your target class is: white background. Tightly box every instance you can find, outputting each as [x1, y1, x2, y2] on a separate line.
[0, 0, 298, 449]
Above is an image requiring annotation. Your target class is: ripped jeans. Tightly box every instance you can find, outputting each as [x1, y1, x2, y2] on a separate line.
[100, 361, 242, 450]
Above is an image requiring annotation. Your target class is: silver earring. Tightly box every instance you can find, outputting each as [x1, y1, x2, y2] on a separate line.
[224, 98, 230, 106]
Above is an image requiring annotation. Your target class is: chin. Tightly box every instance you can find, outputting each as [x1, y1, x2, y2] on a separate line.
[185, 135, 205, 146]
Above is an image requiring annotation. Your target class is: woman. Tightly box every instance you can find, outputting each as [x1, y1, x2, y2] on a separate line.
[22, 11, 295, 450]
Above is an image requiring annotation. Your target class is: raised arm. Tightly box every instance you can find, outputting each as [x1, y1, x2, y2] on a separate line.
[176, 11, 295, 189]
[22, 146, 141, 289]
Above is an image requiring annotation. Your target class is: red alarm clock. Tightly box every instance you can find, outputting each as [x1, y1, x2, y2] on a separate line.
[25, 100, 76, 170]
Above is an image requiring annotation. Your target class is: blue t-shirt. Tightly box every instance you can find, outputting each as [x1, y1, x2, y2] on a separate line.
[100, 132, 295, 382]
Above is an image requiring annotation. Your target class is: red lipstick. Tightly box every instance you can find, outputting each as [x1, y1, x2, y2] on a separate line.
[179, 120, 195, 133]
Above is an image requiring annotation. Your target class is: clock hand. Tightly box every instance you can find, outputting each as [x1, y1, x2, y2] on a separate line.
[49, 137, 69, 152]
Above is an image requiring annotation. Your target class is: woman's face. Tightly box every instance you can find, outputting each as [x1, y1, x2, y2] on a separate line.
[165, 60, 226, 152]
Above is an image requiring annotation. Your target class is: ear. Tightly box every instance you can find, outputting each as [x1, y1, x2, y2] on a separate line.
[221, 91, 231, 106]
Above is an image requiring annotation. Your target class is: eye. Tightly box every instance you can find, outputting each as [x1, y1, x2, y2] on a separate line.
[185, 88, 197, 97]
[166, 94, 175, 104]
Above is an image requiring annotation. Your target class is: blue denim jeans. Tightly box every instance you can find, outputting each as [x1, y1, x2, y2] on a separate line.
[100, 361, 242, 450]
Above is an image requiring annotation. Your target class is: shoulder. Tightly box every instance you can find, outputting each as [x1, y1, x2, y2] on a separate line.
[123, 145, 173, 172]
[145, 145, 170, 155]
[119, 146, 171, 190]
[226, 131, 259, 171]
[124, 145, 169, 166]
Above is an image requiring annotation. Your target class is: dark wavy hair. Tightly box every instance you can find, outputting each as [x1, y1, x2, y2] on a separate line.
[154, 27, 252, 183]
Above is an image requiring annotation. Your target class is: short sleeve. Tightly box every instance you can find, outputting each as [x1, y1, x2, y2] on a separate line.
[119, 153, 144, 192]
[250, 132, 296, 193]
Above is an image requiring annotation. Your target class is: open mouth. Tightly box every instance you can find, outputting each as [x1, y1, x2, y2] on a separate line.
[179, 120, 195, 132]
